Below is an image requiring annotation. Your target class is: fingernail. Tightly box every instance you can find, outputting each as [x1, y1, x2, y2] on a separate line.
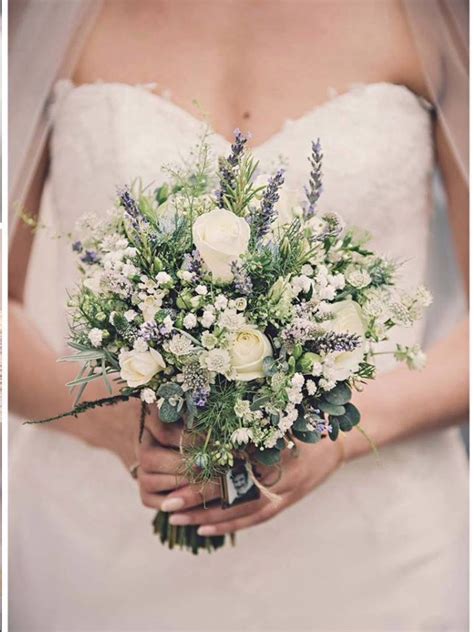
[169, 513, 191, 526]
[197, 525, 216, 536]
[161, 498, 185, 512]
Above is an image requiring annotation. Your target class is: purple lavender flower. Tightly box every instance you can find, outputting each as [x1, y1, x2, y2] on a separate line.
[216, 129, 250, 207]
[80, 250, 100, 264]
[182, 249, 203, 278]
[192, 387, 210, 408]
[72, 241, 83, 253]
[118, 187, 139, 218]
[139, 322, 160, 343]
[304, 139, 323, 218]
[231, 261, 253, 295]
[309, 332, 361, 354]
[250, 169, 285, 241]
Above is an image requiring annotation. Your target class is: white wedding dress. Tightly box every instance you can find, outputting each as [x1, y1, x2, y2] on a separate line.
[10, 82, 468, 632]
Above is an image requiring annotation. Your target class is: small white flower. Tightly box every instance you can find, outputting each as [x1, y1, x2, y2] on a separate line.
[204, 348, 231, 374]
[141, 388, 157, 404]
[180, 270, 194, 283]
[201, 311, 216, 328]
[234, 399, 253, 419]
[195, 284, 208, 296]
[311, 361, 323, 377]
[301, 264, 313, 276]
[234, 297, 247, 311]
[231, 427, 253, 446]
[124, 310, 137, 322]
[162, 315, 174, 333]
[214, 295, 228, 310]
[88, 328, 104, 348]
[291, 373, 305, 389]
[329, 273, 345, 290]
[394, 344, 427, 370]
[183, 313, 198, 329]
[319, 285, 336, 301]
[167, 334, 195, 356]
[414, 285, 432, 307]
[219, 309, 246, 331]
[306, 379, 317, 396]
[122, 263, 139, 278]
[140, 295, 163, 322]
[319, 378, 337, 391]
[291, 274, 313, 295]
[156, 271, 172, 285]
[345, 265, 371, 289]
[202, 332, 218, 349]
[133, 338, 148, 353]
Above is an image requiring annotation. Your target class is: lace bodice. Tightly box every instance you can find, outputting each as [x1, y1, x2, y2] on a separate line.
[29, 80, 434, 354]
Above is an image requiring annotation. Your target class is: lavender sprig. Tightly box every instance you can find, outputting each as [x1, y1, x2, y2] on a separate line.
[309, 332, 361, 354]
[231, 261, 253, 295]
[250, 169, 285, 241]
[216, 129, 250, 207]
[304, 139, 323, 218]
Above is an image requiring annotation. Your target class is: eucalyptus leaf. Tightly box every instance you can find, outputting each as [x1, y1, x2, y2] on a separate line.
[293, 429, 321, 444]
[323, 382, 352, 405]
[333, 414, 352, 432]
[292, 415, 311, 432]
[343, 402, 361, 426]
[254, 448, 281, 466]
[262, 356, 277, 377]
[318, 400, 346, 416]
[157, 383, 183, 399]
[328, 420, 339, 441]
[159, 400, 181, 423]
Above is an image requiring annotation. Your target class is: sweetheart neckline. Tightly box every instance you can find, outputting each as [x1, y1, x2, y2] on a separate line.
[58, 80, 431, 152]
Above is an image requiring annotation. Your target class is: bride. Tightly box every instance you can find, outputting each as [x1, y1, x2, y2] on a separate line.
[9, 1, 468, 630]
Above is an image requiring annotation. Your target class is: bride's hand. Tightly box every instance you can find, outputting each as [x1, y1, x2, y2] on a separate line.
[161, 437, 344, 536]
[135, 421, 222, 511]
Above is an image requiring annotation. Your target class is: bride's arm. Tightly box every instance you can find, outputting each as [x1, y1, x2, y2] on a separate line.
[9, 148, 144, 469]
[149, 122, 469, 535]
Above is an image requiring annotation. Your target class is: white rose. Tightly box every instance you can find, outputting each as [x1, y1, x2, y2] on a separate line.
[119, 348, 166, 388]
[229, 326, 273, 382]
[323, 300, 366, 380]
[192, 209, 250, 282]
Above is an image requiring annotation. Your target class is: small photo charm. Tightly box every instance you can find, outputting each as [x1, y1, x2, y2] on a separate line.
[220, 461, 260, 508]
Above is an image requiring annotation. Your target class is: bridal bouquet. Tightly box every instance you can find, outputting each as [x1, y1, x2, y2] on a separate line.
[31, 130, 430, 554]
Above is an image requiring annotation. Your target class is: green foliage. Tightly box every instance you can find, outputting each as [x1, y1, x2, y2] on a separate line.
[254, 447, 281, 466]
[323, 382, 351, 405]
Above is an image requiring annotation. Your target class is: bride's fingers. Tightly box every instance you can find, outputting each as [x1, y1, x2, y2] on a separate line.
[137, 442, 184, 475]
[139, 490, 166, 510]
[160, 480, 222, 512]
[137, 471, 188, 494]
[146, 415, 183, 448]
[168, 496, 267, 527]
[196, 502, 279, 536]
